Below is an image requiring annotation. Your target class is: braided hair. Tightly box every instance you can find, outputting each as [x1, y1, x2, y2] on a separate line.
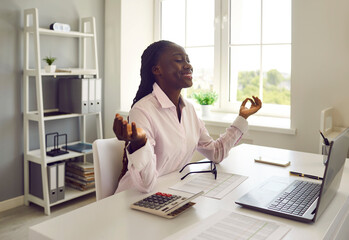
[119, 40, 176, 181]
[131, 40, 176, 108]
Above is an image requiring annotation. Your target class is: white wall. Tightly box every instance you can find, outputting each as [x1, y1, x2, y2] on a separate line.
[104, 0, 154, 138]
[104, 0, 122, 138]
[104, 0, 349, 154]
[289, 0, 349, 153]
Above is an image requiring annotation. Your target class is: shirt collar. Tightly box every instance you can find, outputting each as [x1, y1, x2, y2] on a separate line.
[153, 83, 186, 109]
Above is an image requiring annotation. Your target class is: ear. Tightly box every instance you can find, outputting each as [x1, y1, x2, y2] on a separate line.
[152, 65, 161, 76]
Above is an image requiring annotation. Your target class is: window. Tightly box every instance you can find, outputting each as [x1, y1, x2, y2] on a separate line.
[160, 0, 215, 99]
[157, 0, 291, 118]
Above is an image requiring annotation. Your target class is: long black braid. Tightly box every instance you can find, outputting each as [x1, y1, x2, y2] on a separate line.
[131, 40, 176, 107]
[119, 40, 176, 182]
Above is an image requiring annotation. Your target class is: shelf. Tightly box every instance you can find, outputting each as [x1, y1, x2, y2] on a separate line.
[50, 187, 95, 207]
[27, 140, 93, 164]
[24, 27, 94, 38]
[23, 8, 101, 215]
[27, 186, 95, 208]
[24, 68, 98, 77]
[26, 111, 100, 121]
[38, 28, 94, 38]
[27, 149, 87, 165]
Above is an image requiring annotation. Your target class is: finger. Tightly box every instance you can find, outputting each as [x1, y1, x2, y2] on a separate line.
[131, 122, 137, 139]
[113, 114, 122, 133]
[240, 98, 251, 107]
[246, 98, 255, 106]
[253, 96, 260, 104]
[250, 98, 256, 106]
[253, 96, 262, 107]
[113, 117, 117, 133]
[115, 113, 123, 122]
[122, 120, 129, 139]
[116, 115, 124, 136]
[250, 96, 261, 107]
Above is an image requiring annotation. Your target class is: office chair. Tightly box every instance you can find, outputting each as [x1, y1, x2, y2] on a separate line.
[92, 138, 125, 201]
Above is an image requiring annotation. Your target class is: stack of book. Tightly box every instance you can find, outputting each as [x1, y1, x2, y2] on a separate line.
[65, 161, 95, 191]
[63, 142, 93, 153]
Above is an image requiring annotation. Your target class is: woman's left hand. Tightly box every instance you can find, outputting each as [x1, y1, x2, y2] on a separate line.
[239, 96, 262, 119]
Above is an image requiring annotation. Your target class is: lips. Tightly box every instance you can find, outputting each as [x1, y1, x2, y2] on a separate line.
[181, 71, 193, 79]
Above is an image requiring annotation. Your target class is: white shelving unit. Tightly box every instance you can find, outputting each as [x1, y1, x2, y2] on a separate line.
[23, 8, 102, 215]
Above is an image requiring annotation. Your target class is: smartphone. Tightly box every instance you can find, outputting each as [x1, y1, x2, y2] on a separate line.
[254, 156, 290, 167]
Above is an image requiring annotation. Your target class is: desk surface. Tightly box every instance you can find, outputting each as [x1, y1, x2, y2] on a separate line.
[29, 144, 349, 240]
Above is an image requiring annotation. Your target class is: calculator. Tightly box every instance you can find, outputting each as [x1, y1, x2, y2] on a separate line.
[131, 191, 204, 219]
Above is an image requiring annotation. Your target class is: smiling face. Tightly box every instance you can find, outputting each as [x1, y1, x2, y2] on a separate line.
[152, 44, 193, 92]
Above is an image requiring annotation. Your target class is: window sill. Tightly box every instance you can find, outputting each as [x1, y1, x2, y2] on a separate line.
[117, 110, 296, 135]
[200, 111, 296, 135]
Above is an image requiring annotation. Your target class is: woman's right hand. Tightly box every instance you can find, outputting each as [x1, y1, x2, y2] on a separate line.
[113, 114, 147, 153]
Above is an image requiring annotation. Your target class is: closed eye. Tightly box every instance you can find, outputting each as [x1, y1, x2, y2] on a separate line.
[174, 58, 190, 63]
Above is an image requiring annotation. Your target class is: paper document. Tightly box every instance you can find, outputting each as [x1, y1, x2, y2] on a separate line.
[164, 210, 291, 240]
[170, 172, 247, 199]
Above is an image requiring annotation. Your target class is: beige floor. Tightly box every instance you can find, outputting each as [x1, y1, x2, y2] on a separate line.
[0, 193, 96, 240]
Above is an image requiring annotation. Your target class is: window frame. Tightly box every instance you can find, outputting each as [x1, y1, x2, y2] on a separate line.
[154, 0, 291, 118]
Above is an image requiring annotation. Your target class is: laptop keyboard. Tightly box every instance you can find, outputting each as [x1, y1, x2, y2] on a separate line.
[267, 180, 321, 216]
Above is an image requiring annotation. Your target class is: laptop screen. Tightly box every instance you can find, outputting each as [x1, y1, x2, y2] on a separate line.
[314, 128, 349, 221]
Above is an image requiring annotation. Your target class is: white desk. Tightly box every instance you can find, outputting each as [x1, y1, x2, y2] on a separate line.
[28, 144, 349, 240]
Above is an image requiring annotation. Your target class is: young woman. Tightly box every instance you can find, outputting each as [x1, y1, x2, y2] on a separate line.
[113, 40, 262, 193]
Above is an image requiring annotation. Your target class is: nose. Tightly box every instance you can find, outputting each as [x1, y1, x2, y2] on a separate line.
[184, 62, 193, 72]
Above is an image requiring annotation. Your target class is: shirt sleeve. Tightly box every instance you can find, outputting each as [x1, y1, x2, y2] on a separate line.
[125, 107, 159, 193]
[196, 115, 248, 163]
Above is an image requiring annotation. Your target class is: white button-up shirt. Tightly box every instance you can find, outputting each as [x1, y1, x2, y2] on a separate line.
[116, 83, 248, 193]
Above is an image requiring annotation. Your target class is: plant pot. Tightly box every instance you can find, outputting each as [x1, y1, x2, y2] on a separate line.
[201, 105, 211, 117]
[45, 65, 56, 73]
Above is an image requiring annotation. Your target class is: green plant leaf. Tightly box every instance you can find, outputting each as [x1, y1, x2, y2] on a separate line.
[192, 90, 218, 105]
[42, 56, 57, 65]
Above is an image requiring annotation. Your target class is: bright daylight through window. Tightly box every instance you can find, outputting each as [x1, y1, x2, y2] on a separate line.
[159, 0, 291, 118]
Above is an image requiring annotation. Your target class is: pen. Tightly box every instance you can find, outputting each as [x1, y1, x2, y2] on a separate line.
[289, 171, 323, 180]
[319, 130, 330, 146]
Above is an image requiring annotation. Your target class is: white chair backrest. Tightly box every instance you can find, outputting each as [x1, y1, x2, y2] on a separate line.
[92, 138, 125, 201]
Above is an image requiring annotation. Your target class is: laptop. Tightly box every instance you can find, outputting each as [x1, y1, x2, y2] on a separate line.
[235, 128, 349, 223]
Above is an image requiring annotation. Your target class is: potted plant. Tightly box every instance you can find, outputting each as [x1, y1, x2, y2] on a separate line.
[192, 90, 218, 117]
[42, 56, 57, 73]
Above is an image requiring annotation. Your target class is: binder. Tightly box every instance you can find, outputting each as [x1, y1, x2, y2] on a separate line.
[47, 163, 58, 203]
[29, 162, 43, 199]
[95, 78, 102, 112]
[88, 78, 96, 113]
[58, 78, 88, 114]
[81, 78, 89, 113]
[57, 161, 65, 201]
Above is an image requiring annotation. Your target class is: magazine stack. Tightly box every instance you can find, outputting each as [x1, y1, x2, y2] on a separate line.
[65, 161, 95, 191]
